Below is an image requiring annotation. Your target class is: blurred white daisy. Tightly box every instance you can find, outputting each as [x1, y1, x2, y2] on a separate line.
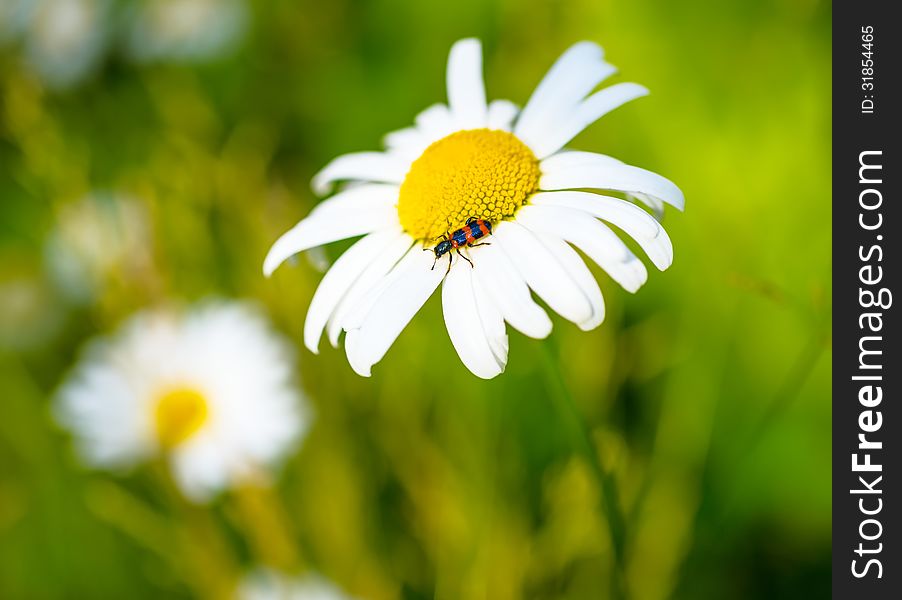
[125, 0, 247, 63]
[44, 192, 154, 303]
[0, 265, 64, 351]
[0, 0, 35, 44]
[264, 39, 684, 379]
[237, 569, 359, 600]
[22, 0, 111, 89]
[56, 301, 307, 501]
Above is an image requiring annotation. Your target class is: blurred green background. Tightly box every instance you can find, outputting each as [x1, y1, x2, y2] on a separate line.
[0, 0, 831, 598]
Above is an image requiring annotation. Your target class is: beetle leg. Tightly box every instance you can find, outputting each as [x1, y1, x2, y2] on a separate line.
[469, 242, 491, 248]
[457, 248, 474, 269]
[445, 253, 453, 276]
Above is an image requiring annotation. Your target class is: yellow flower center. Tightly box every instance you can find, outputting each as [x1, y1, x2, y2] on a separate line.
[397, 129, 540, 240]
[154, 387, 209, 449]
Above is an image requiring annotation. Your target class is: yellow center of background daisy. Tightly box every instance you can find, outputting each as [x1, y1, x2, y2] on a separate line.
[154, 388, 209, 449]
[397, 129, 540, 240]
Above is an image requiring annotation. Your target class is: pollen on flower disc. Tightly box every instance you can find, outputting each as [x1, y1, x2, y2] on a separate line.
[397, 129, 540, 240]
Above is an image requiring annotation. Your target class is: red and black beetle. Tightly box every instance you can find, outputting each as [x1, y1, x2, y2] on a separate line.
[426, 217, 493, 274]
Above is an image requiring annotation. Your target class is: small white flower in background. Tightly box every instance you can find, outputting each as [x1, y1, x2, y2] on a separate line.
[0, 268, 64, 351]
[238, 569, 359, 600]
[125, 0, 247, 63]
[22, 0, 111, 89]
[44, 192, 154, 303]
[264, 39, 684, 379]
[0, 0, 35, 44]
[56, 301, 307, 502]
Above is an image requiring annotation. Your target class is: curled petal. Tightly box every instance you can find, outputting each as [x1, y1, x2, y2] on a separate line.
[327, 233, 414, 347]
[531, 191, 673, 270]
[493, 221, 594, 326]
[442, 262, 506, 379]
[540, 151, 685, 211]
[343, 249, 444, 376]
[303, 230, 399, 353]
[532, 232, 605, 330]
[472, 242, 552, 339]
[473, 278, 509, 368]
[517, 204, 648, 293]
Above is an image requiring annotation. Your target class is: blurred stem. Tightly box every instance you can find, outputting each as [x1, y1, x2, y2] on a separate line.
[752, 326, 829, 443]
[85, 480, 177, 560]
[539, 342, 629, 600]
[230, 471, 304, 572]
[707, 323, 829, 523]
[151, 461, 239, 600]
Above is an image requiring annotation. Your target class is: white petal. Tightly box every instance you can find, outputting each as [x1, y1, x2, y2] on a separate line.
[263, 192, 399, 276]
[493, 221, 593, 326]
[532, 232, 606, 330]
[514, 42, 617, 150]
[344, 327, 361, 368]
[340, 271, 396, 333]
[541, 150, 622, 172]
[383, 127, 428, 161]
[415, 103, 456, 141]
[630, 192, 666, 219]
[472, 277, 509, 367]
[311, 152, 410, 196]
[344, 248, 445, 376]
[540, 151, 685, 211]
[446, 38, 487, 129]
[531, 191, 673, 270]
[327, 232, 414, 346]
[305, 246, 331, 272]
[472, 242, 552, 339]
[442, 262, 504, 379]
[518, 204, 648, 293]
[303, 230, 399, 354]
[171, 439, 227, 502]
[308, 183, 399, 220]
[486, 99, 519, 131]
[532, 83, 649, 159]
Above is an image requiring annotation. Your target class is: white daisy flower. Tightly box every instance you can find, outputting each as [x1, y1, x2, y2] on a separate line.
[125, 0, 248, 64]
[0, 0, 35, 44]
[0, 268, 64, 351]
[44, 192, 154, 303]
[264, 39, 684, 379]
[237, 569, 359, 600]
[55, 301, 307, 502]
[22, 0, 111, 89]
